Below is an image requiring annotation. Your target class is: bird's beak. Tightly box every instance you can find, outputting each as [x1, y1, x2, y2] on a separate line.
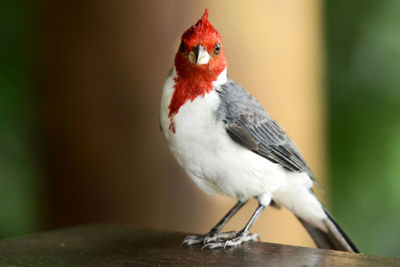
[188, 45, 211, 65]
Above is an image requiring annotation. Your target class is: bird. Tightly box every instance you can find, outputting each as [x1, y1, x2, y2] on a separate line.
[160, 9, 359, 252]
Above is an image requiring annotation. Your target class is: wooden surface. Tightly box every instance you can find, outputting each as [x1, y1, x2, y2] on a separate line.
[0, 225, 398, 266]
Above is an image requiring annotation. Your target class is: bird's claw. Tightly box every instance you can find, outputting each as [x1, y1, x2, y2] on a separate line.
[200, 232, 259, 249]
[182, 231, 238, 246]
[203, 231, 237, 243]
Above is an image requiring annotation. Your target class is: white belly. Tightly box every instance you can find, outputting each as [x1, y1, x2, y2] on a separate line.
[160, 68, 327, 230]
[160, 69, 288, 201]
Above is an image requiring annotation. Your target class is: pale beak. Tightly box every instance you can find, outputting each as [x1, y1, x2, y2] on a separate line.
[188, 45, 211, 65]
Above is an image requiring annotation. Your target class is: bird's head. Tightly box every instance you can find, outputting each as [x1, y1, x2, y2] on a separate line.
[168, 9, 227, 130]
[174, 9, 227, 81]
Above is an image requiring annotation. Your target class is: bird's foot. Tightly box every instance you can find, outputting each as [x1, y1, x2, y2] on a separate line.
[201, 232, 260, 249]
[181, 231, 238, 246]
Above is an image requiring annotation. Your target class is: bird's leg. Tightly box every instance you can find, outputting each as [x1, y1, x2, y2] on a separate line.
[182, 200, 247, 246]
[202, 202, 266, 249]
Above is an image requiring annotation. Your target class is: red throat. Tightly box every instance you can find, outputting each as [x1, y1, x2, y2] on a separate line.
[168, 9, 227, 133]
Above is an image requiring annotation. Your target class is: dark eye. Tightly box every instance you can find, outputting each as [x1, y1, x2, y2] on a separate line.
[214, 43, 221, 54]
[179, 41, 186, 52]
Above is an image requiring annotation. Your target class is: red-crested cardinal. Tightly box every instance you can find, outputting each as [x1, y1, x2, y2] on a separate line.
[160, 9, 359, 252]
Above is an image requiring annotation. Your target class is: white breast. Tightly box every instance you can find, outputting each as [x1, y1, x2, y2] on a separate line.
[160, 67, 328, 231]
[160, 68, 287, 201]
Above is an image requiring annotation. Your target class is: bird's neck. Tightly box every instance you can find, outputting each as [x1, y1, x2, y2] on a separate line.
[168, 67, 227, 119]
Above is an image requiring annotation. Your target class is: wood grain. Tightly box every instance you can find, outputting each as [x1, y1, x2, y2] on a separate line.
[0, 225, 398, 266]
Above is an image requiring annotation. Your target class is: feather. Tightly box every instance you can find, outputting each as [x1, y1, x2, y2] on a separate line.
[217, 79, 317, 182]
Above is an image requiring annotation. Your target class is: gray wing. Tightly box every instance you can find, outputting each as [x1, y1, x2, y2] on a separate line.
[216, 79, 316, 181]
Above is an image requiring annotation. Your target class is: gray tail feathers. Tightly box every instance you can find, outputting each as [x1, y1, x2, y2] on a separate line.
[297, 207, 360, 253]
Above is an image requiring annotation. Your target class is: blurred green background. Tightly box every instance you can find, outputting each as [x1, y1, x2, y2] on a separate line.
[0, 0, 399, 258]
[326, 0, 400, 257]
[0, 0, 40, 238]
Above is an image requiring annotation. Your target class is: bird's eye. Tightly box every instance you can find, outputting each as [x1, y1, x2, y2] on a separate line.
[214, 43, 221, 54]
[179, 41, 186, 52]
